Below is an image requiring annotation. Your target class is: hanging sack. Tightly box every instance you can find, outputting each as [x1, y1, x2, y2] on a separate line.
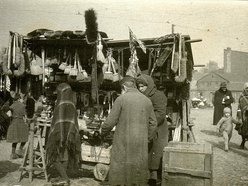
[103, 57, 113, 81]
[110, 55, 119, 82]
[13, 51, 25, 77]
[30, 54, 43, 75]
[2, 35, 13, 75]
[64, 54, 72, 74]
[96, 33, 107, 64]
[126, 50, 141, 78]
[59, 54, 69, 70]
[0, 48, 6, 74]
[69, 51, 78, 76]
[76, 53, 85, 81]
[24, 47, 31, 74]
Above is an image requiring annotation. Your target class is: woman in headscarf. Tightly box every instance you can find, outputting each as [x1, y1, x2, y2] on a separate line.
[236, 82, 248, 149]
[212, 82, 234, 125]
[136, 74, 168, 186]
[46, 83, 81, 185]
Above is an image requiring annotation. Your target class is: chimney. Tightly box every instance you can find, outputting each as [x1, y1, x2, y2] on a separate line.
[224, 47, 231, 73]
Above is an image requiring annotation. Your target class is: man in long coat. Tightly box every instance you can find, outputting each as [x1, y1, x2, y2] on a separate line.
[212, 82, 234, 125]
[101, 77, 157, 186]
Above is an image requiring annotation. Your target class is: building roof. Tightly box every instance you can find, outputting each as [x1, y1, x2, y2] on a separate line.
[197, 71, 248, 91]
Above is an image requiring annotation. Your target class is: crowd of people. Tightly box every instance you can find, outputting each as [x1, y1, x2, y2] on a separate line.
[213, 82, 248, 151]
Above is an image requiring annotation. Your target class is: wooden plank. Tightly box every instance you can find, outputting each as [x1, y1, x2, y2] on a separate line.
[182, 100, 188, 141]
[162, 142, 213, 186]
[204, 154, 211, 172]
[164, 167, 212, 178]
[165, 142, 212, 154]
[162, 174, 210, 186]
[164, 149, 212, 155]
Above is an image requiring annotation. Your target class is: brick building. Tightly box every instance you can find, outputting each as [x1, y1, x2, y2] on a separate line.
[224, 47, 248, 74]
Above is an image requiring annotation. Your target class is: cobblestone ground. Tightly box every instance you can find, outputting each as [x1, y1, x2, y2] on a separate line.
[192, 104, 248, 186]
[0, 105, 248, 186]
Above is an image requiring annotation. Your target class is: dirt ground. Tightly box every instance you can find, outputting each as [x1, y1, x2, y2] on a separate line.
[0, 104, 248, 186]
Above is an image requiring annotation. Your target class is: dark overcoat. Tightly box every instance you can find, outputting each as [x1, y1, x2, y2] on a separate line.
[237, 92, 248, 136]
[213, 89, 234, 125]
[137, 74, 168, 170]
[101, 88, 157, 186]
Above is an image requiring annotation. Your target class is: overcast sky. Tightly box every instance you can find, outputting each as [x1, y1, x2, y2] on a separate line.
[0, 0, 247, 68]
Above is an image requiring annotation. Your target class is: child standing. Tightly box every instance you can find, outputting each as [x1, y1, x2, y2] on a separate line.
[6, 93, 28, 159]
[216, 107, 240, 151]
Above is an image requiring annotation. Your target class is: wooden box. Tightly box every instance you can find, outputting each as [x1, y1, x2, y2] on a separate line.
[162, 142, 213, 186]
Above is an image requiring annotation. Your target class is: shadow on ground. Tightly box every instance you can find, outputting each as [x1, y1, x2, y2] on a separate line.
[206, 140, 248, 158]
[0, 161, 20, 179]
[200, 129, 219, 137]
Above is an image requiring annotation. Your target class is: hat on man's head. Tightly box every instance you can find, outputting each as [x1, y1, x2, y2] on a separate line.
[119, 76, 136, 88]
[220, 82, 227, 88]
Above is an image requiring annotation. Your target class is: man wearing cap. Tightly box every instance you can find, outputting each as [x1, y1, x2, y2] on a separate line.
[212, 82, 234, 125]
[101, 77, 157, 186]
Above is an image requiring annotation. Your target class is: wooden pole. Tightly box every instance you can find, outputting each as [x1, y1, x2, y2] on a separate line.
[28, 120, 34, 182]
[41, 47, 45, 93]
[172, 24, 175, 34]
[182, 100, 188, 142]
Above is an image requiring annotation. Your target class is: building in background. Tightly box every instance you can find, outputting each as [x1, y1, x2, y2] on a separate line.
[196, 72, 248, 105]
[224, 47, 248, 74]
[192, 48, 248, 105]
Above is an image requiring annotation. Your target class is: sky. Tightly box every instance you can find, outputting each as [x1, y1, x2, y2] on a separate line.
[0, 0, 247, 68]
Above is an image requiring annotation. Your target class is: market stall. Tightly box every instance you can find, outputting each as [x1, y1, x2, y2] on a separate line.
[0, 9, 201, 181]
[0, 29, 201, 139]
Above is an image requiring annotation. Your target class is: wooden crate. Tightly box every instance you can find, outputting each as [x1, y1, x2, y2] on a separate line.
[162, 142, 213, 186]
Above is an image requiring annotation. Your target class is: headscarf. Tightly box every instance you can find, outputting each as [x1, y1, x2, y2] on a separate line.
[243, 82, 248, 90]
[46, 83, 80, 166]
[136, 74, 156, 97]
[242, 82, 248, 96]
[220, 82, 227, 88]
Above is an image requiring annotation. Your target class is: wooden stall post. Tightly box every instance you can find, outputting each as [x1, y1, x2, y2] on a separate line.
[41, 47, 45, 93]
[182, 100, 188, 142]
[117, 50, 121, 80]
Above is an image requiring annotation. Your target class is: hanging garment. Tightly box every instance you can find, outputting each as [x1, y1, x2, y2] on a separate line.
[126, 50, 141, 78]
